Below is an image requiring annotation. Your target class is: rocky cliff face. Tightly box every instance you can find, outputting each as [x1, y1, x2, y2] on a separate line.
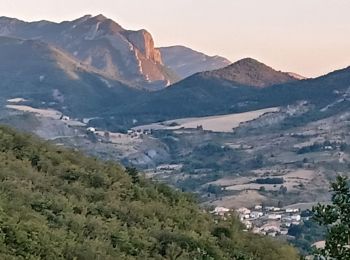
[123, 29, 162, 64]
[122, 29, 170, 84]
[0, 15, 175, 89]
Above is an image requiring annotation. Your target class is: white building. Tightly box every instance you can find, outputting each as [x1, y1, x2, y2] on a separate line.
[291, 215, 301, 222]
[254, 205, 263, 210]
[282, 216, 292, 222]
[242, 220, 253, 229]
[237, 207, 251, 215]
[87, 127, 96, 133]
[285, 208, 299, 213]
[281, 222, 292, 228]
[212, 207, 230, 216]
[280, 230, 289, 236]
[250, 211, 263, 219]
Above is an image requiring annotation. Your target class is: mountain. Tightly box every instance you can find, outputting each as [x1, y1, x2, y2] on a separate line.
[0, 125, 299, 259]
[104, 63, 350, 128]
[0, 36, 140, 117]
[1, 33, 345, 130]
[0, 15, 177, 90]
[159, 45, 231, 79]
[202, 58, 301, 88]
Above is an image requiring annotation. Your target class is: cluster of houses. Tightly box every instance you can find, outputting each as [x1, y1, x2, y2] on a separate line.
[127, 129, 152, 138]
[58, 113, 154, 141]
[212, 205, 303, 237]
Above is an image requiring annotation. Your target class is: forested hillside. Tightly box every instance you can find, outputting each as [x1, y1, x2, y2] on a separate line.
[0, 126, 298, 259]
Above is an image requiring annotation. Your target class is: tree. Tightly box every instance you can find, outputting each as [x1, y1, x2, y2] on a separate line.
[259, 186, 266, 192]
[279, 185, 287, 195]
[252, 154, 264, 168]
[312, 176, 350, 259]
[207, 184, 222, 196]
[125, 166, 140, 184]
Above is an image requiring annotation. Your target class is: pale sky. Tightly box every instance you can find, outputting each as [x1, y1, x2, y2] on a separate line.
[2, 0, 350, 78]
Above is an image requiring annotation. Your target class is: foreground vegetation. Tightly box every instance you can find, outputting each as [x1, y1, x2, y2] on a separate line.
[0, 126, 299, 259]
[312, 176, 350, 259]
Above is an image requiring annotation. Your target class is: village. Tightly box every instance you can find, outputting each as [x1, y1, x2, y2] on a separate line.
[212, 205, 304, 237]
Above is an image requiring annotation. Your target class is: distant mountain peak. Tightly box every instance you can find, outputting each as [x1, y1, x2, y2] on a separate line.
[159, 45, 231, 79]
[234, 57, 261, 64]
[202, 57, 300, 88]
[83, 14, 124, 33]
[228, 57, 274, 71]
[93, 14, 108, 21]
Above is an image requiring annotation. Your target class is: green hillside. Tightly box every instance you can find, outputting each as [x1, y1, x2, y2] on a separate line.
[0, 126, 298, 259]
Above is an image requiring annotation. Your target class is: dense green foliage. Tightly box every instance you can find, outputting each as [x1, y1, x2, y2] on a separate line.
[288, 217, 326, 255]
[0, 126, 299, 259]
[312, 176, 350, 259]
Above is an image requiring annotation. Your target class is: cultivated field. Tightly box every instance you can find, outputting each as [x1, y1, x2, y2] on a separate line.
[134, 107, 280, 133]
[5, 104, 85, 126]
[213, 169, 317, 192]
[6, 105, 62, 119]
[209, 190, 266, 209]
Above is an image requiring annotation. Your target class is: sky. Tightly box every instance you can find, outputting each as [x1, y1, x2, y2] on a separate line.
[1, 0, 350, 78]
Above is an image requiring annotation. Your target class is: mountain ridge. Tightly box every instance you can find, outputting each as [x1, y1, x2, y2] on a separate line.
[100, 61, 350, 129]
[0, 15, 305, 90]
[0, 15, 175, 89]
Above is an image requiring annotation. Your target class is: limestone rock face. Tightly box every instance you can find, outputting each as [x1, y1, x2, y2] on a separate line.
[123, 29, 163, 64]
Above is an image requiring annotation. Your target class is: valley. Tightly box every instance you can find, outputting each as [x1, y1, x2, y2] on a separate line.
[1, 18, 349, 216]
[3, 97, 349, 212]
[0, 5, 349, 259]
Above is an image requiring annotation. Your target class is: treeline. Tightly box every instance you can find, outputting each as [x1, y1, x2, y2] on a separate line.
[0, 126, 299, 259]
[296, 140, 347, 154]
[255, 177, 284, 185]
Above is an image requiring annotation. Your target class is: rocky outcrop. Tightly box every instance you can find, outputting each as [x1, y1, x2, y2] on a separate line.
[123, 29, 162, 64]
[122, 29, 170, 84]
